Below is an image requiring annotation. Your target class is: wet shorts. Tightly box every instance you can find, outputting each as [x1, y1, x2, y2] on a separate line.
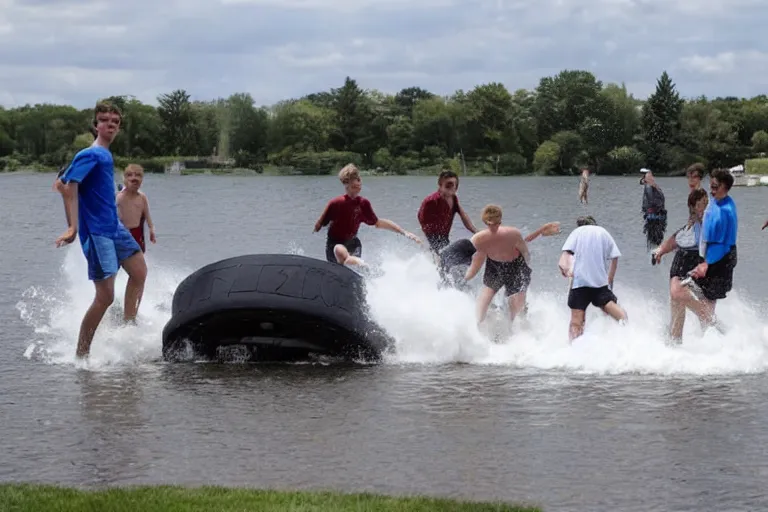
[482, 255, 532, 297]
[695, 245, 737, 301]
[81, 223, 142, 281]
[567, 285, 618, 311]
[326, 236, 362, 264]
[425, 233, 450, 254]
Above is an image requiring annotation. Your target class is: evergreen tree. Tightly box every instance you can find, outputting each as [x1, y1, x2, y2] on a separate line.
[640, 71, 684, 172]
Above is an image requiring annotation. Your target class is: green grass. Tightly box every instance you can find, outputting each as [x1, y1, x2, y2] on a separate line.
[745, 158, 768, 175]
[0, 484, 541, 512]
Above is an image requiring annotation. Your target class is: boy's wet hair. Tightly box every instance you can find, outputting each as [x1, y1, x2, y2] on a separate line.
[338, 163, 360, 184]
[92, 101, 122, 129]
[709, 168, 734, 190]
[481, 204, 502, 224]
[577, 215, 597, 226]
[686, 163, 705, 179]
[438, 170, 459, 186]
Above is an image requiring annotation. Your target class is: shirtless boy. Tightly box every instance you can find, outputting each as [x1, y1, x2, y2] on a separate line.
[578, 168, 590, 204]
[117, 164, 156, 253]
[314, 164, 421, 265]
[53, 101, 147, 359]
[463, 205, 533, 325]
[417, 170, 477, 254]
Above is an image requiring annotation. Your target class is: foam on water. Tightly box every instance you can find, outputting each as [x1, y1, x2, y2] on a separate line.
[15, 244, 768, 376]
[363, 249, 768, 376]
[16, 246, 190, 369]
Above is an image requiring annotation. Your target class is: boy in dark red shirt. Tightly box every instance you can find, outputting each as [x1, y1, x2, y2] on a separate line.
[314, 164, 421, 265]
[418, 170, 477, 254]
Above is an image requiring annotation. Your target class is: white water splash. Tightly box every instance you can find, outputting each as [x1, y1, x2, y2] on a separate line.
[15, 244, 768, 376]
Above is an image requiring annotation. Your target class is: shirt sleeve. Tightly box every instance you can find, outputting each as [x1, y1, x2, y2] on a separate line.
[320, 199, 336, 227]
[361, 199, 379, 226]
[604, 232, 621, 259]
[60, 148, 98, 184]
[561, 230, 577, 253]
[417, 196, 431, 226]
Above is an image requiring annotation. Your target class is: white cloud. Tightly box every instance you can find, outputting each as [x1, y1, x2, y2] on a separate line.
[0, 0, 766, 108]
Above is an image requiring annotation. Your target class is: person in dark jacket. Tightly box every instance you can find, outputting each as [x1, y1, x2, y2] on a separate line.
[640, 168, 667, 250]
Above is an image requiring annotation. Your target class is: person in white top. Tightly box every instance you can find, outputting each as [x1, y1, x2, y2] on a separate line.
[558, 216, 628, 341]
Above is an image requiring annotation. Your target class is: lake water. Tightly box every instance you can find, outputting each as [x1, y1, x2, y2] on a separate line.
[3, 172, 768, 511]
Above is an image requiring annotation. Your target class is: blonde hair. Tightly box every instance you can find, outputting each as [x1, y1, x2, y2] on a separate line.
[481, 204, 502, 224]
[124, 163, 144, 175]
[338, 163, 360, 183]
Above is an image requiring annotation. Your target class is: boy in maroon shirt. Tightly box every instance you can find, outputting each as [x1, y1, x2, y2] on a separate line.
[314, 164, 421, 265]
[418, 170, 477, 254]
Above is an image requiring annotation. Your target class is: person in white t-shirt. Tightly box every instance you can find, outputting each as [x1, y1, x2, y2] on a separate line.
[558, 216, 628, 341]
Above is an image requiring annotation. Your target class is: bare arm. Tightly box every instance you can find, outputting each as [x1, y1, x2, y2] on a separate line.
[143, 194, 155, 230]
[464, 249, 485, 282]
[558, 251, 573, 278]
[375, 218, 422, 244]
[653, 233, 678, 262]
[55, 181, 79, 246]
[608, 258, 618, 288]
[457, 204, 477, 234]
[525, 221, 560, 243]
[314, 203, 331, 232]
[763, 219, 768, 230]
[515, 231, 531, 267]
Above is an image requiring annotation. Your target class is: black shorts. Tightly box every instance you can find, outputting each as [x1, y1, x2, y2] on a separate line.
[425, 233, 450, 254]
[669, 249, 702, 280]
[326, 236, 362, 263]
[482, 255, 532, 297]
[568, 286, 618, 311]
[696, 245, 737, 301]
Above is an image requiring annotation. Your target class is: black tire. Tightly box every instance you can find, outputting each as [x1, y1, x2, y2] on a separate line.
[161, 254, 393, 362]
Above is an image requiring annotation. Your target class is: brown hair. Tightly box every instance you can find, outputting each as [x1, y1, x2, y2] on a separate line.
[710, 168, 734, 191]
[93, 101, 122, 128]
[577, 215, 597, 226]
[338, 163, 360, 183]
[481, 204, 502, 224]
[438, 170, 459, 186]
[686, 163, 705, 179]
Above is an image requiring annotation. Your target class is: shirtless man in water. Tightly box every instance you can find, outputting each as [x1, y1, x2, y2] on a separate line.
[463, 205, 533, 325]
[578, 168, 590, 204]
[117, 164, 156, 253]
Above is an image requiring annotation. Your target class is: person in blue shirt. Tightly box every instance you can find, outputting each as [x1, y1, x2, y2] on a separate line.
[688, 168, 738, 325]
[53, 102, 148, 359]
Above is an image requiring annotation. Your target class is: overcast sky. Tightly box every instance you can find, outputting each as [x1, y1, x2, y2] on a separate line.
[1, 0, 766, 109]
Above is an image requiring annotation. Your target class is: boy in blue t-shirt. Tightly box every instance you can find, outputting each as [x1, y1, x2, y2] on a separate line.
[53, 101, 148, 359]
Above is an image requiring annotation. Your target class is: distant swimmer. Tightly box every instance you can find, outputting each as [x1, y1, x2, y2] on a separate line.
[652, 188, 709, 343]
[462, 205, 540, 326]
[314, 164, 421, 266]
[640, 168, 667, 250]
[578, 168, 590, 204]
[417, 170, 477, 254]
[117, 164, 156, 253]
[438, 221, 561, 290]
[558, 216, 627, 342]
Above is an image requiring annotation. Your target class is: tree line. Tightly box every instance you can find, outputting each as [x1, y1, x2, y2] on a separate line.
[1, 70, 767, 176]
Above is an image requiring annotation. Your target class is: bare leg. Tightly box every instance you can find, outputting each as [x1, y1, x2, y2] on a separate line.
[121, 252, 147, 323]
[334, 244, 365, 267]
[668, 277, 689, 342]
[507, 291, 527, 322]
[77, 277, 116, 358]
[569, 309, 586, 342]
[600, 301, 627, 322]
[476, 286, 497, 325]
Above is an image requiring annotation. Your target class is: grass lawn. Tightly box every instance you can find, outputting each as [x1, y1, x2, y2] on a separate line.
[0, 484, 541, 511]
[745, 158, 768, 174]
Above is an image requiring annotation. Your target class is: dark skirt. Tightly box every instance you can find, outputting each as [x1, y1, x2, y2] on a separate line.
[669, 249, 702, 280]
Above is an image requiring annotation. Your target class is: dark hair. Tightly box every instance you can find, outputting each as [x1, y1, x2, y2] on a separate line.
[687, 188, 708, 210]
[577, 215, 597, 226]
[710, 168, 734, 191]
[438, 170, 459, 186]
[92, 101, 122, 128]
[686, 163, 705, 179]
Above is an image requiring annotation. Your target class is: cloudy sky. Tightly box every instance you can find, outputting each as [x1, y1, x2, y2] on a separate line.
[1, 0, 766, 109]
